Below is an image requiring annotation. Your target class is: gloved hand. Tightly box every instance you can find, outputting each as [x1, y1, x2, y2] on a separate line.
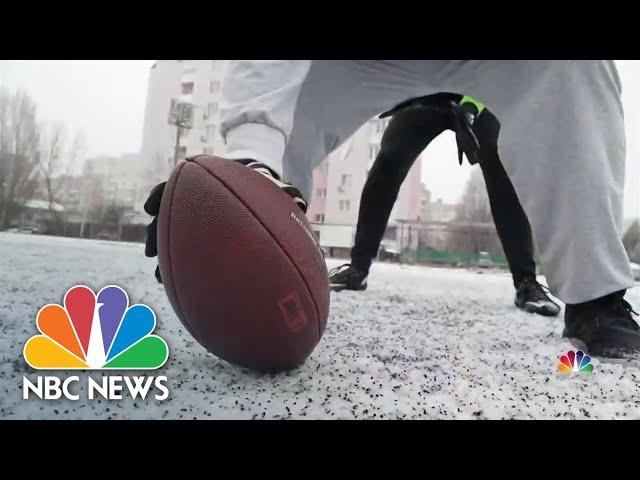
[379, 95, 482, 165]
[449, 101, 481, 165]
[143, 181, 166, 284]
[142, 158, 308, 283]
[236, 159, 308, 213]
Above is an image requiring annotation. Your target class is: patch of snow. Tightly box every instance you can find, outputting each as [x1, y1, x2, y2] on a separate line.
[1, 233, 639, 419]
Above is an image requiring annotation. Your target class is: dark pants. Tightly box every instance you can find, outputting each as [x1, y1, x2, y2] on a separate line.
[350, 106, 536, 285]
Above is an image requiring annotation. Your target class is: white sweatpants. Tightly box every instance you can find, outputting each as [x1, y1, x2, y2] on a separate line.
[219, 60, 634, 304]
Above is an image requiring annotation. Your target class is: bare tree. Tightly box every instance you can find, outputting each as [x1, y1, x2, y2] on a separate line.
[455, 168, 492, 255]
[38, 126, 85, 233]
[0, 89, 40, 228]
[67, 131, 86, 174]
[38, 124, 65, 232]
[457, 168, 492, 223]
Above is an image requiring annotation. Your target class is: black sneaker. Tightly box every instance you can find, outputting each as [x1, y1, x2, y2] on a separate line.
[328, 264, 368, 291]
[514, 278, 561, 317]
[563, 291, 640, 358]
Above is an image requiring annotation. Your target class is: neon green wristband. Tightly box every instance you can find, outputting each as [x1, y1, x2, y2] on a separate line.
[460, 95, 486, 116]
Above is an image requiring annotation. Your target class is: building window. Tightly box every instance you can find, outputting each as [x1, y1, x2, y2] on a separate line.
[207, 102, 218, 117]
[314, 214, 325, 223]
[203, 146, 214, 154]
[339, 200, 351, 212]
[181, 82, 194, 95]
[209, 80, 221, 93]
[383, 226, 397, 241]
[205, 125, 216, 141]
[211, 60, 217, 71]
[316, 188, 326, 198]
[340, 174, 352, 187]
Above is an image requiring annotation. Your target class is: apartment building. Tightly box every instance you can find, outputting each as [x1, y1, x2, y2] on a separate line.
[307, 117, 423, 254]
[139, 60, 423, 254]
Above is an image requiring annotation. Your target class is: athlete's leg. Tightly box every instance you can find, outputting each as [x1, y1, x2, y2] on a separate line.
[350, 108, 448, 273]
[220, 60, 312, 174]
[436, 60, 634, 304]
[474, 110, 560, 316]
[474, 110, 536, 285]
[221, 61, 445, 200]
[223, 60, 633, 303]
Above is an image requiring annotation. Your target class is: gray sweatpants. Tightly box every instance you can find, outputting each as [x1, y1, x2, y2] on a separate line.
[219, 60, 634, 304]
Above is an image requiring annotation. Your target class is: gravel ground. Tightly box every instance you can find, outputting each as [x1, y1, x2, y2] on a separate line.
[1, 232, 639, 419]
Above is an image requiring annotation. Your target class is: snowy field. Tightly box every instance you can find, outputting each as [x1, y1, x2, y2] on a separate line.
[1, 232, 640, 420]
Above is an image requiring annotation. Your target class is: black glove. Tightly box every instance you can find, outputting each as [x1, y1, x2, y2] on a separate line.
[143, 181, 166, 284]
[449, 101, 481, 165]
[142, 159, 308, 284]
[379, 95, 482, 166]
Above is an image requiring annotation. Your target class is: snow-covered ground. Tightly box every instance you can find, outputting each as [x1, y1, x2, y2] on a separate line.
[1, 232, 639, 419]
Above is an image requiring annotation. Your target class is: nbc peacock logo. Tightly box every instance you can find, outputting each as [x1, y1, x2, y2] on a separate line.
[23, 285, 169, 370]
[556, 350, 594, 374]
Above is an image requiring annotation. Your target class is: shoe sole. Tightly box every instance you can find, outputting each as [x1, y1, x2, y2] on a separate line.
[515, 300, 561, 317]
[330, 284, 367, 292]
[562, 330, 640, 359]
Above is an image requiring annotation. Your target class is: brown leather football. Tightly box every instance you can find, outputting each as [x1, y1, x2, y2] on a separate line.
[157, 155, 330, 372]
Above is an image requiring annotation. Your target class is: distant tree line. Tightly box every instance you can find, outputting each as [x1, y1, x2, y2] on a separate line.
[452, 165, 640, 264]
[0, 88, 84, 234]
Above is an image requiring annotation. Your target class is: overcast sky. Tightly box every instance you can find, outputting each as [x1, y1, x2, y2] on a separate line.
[1, 60, 638, 219]
[0, 60, 155, 157]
